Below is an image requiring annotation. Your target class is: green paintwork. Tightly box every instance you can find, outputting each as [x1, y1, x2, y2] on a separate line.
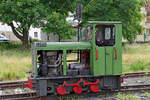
[93, 47, 105, 75]
[63, 50, 67, 75]
[33, 42, 91, 77]
[88, 21, 121, 24]
[113, 24, 122, 75]
[105, 47, 113, 75]
[36, 42, 91, 50]
[90, 22, 122, 76]
[32, 21, 122, 77]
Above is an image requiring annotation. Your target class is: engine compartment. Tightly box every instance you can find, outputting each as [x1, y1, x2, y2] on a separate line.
[37, 50, 90, 77]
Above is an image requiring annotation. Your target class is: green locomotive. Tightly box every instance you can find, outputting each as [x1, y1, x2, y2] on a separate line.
[24, 21, 123, 96]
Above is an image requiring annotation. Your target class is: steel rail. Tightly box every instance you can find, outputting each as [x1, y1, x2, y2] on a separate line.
[122, 72, 150, 78]
[0, 81, 27, 85]
[0, 81, 27, 90]
[0, 92, 37, 100]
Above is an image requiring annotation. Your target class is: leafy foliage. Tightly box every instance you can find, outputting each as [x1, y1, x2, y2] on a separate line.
[36, 0, 76, 39]
[81, 0, 146, 42]
[41, 12, 75, 39]
[0, 0, 146, 44]
[0, 0, 44, 47]
[0, 0, 75, 47]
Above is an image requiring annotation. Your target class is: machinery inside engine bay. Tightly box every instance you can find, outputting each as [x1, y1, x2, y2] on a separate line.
[37, 50, 90, 76]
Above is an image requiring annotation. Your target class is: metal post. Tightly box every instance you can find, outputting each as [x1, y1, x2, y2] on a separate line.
[77, 3, 82, 42]
[144, 29, 147, 43]
[77, 25, 80, 42]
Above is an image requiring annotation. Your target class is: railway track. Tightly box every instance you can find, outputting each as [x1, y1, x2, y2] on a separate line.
[0, 81, 27, 90]
[121, 84, 150, 91]
[1, 84, 150, 100]
[0, 71, 150, 100]
[122, 72, 150, 78]
[0, 72, 149, 90]
[0, 92, 37, 100]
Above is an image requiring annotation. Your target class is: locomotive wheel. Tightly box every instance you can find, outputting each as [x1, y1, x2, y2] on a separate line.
[73, 86, 83, 94]
[90, 84, 99, 93]
[56, 86, 66, 95]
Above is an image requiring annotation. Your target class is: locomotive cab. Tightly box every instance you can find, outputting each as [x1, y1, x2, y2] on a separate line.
[89, 22, 122, 90]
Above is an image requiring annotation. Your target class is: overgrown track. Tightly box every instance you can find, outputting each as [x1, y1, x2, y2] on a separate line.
[0, 81, 27, 90]
[122, 72, 150, 78]
[0, 72, 148, 89]
[0, 72, 149, 90]
[1, 72, 150, 100]
[121, 84, 150, 91]
[1, 84, 150, 100]
[0, 92, 37, 100]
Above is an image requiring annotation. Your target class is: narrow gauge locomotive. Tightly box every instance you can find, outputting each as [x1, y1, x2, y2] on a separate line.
[24, 21, 123, 96]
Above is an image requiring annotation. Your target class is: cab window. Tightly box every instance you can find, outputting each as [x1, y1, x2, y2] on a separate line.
[105, 28, 111, 40]
[81, 26, 92, 41]
[95, 25, 115, 46]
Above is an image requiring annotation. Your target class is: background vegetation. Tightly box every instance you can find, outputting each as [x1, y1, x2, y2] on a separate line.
[0, 0, 75, 48]
[0, 43, 31, 80]
[0, 0, 146, 47]
[0, 43, 150, 81]
[122, 44, 150, 73]
[80, 0, 145, 43]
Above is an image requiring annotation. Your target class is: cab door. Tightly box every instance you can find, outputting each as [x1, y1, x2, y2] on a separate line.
[93, 25, 115, 76]
[105, 47, 114, 75]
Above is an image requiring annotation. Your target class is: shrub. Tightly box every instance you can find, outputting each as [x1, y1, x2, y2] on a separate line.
[130, 60, 145, 71]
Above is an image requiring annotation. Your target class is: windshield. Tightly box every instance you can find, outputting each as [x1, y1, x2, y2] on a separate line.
[81, 26, 92, 41]
[95, 25, 115, 46]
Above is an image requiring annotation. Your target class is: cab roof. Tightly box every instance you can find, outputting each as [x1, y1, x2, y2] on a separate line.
[88, 21, 122, 24]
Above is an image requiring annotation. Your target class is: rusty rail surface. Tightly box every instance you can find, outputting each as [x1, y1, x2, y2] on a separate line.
[0, 92, 37, 100]
[122, 72, 150, 78]
[121, 84, 150, 91]
[0, 81, 27, 90]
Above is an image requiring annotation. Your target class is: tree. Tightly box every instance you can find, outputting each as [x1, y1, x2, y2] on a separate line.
[40, 12, 75, 40]
[0, 0, 41, 48]
[146, 0, 150, 12]
[0, 0, 145, 46]
[38, 0, 76, 40]
[0, 0, 75, 48]
[80, 0, 146, 42]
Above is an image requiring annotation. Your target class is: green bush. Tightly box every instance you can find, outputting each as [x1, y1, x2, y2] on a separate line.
[123, 60, 150, 73]
[0, 42, 22, 49]
[130, 60, 145, 71]
[32, 39, 41, 42]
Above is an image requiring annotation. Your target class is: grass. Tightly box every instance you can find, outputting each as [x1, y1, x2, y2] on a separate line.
[144, 91, 150, 98]
[117, 93, 140, 100]
[0, 42, 150, 80]
[122, 43, 150, 73]
[0, 43, 31, 80]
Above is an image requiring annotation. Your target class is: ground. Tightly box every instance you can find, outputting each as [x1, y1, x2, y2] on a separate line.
[122, 43, 150, 73]
[0, 43, 150, 80]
